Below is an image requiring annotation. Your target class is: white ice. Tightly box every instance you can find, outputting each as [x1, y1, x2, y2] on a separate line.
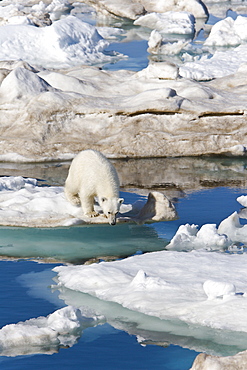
[0, 176, 176, 227]
[204, 16, 247, 47]
[180, 15, 247, 80]
[0, 15, 124, 69]
[134, 11, 195, 36]
[0, 305, 100, 356]
[166, 223, 232, 251]
[54, 249, 247, 334]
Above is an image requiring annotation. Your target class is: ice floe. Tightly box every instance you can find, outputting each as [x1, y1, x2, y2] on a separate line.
[0, 176, 177, 227]
[0, 305, 100, 356]
[53, 249, 247, 334]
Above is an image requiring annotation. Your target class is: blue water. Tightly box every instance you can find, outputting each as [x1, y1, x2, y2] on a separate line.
[0, 259, 198, 370]
[0, 184, 247, 368]
[1, 1, 247, 367]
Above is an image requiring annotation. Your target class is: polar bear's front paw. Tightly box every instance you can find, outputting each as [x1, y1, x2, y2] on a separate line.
[86, 211, 99, 218]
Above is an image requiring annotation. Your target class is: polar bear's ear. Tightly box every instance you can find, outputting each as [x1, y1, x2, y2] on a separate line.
[118, 198, 124, 205]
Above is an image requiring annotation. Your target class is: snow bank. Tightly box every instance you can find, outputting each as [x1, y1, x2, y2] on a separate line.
[54, 250, 247, 333]
[0, 177, 177, 227]
[0, 15, 123, 69]
[0, 306, 99, 356]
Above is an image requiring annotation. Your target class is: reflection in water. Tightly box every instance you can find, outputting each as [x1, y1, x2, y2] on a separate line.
[54, 286, 247, 357]
[1, 156, 247, 191]
[0, 224, 166, 264]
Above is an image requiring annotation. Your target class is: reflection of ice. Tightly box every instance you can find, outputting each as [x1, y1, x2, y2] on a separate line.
[53, 284, 247, 356]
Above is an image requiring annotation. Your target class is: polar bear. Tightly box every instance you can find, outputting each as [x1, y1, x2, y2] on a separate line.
[64, 149, 124, 225]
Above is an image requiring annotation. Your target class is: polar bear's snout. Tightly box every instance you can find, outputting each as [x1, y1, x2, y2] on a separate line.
[100, 197, 124, 225]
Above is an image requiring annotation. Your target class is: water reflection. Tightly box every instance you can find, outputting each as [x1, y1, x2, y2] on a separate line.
[0, 224, 166, 264]
[1, 156, 247, 191]
[53, 286, 247, 357]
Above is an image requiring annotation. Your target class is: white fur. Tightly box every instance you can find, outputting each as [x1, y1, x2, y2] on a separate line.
[64, 150, 123, 225]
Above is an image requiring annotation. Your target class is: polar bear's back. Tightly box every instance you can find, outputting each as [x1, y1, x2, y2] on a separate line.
[66, 149, 120, 198]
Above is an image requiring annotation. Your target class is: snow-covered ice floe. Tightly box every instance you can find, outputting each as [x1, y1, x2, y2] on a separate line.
[0, 176, 177, 227]
[0, 305, 101, 357]
[53, 249, 247, 334]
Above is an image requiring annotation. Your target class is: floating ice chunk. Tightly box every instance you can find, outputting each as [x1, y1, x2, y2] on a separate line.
[237, 195, 247, 207]
[0, 306, 97, 356]
[134, 11, 195, 36]
[203, 280, 236, 300]
[205, 16, 247, 47]
[218, 211, 247, 243]
[166, 223, 231, 251]
[148, 30, 189, 55]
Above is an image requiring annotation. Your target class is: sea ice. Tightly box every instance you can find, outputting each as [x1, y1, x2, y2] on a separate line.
[1, 61, 247, 160]
[204, 16, 247, 47]
[0, 306, 99, 356]
[134, 11, 195, 36]
[0, 15, 123, 69]
[53, 249, 247, 333]
[166, 223, 232, 251]
[0, 176, 177, 227]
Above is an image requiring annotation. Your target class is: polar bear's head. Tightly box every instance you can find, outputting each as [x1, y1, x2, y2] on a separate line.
[100, 197, 124, 225]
